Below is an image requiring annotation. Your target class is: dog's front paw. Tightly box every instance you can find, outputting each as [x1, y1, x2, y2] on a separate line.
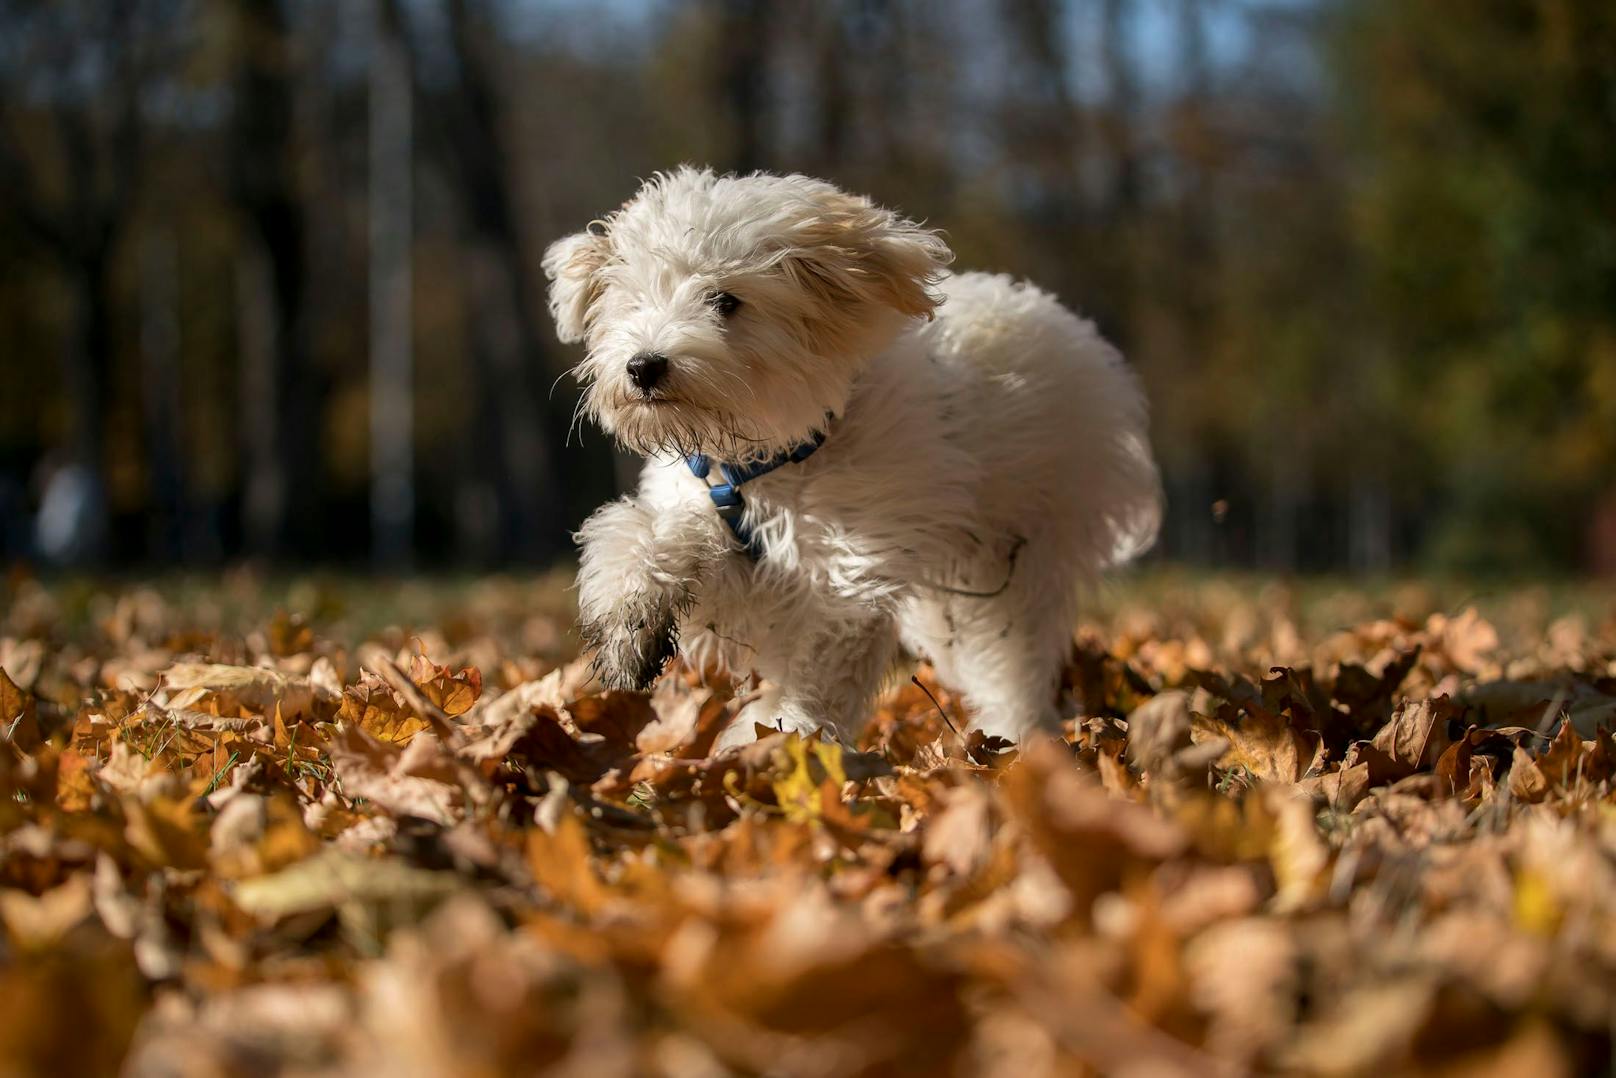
[580, 605, 678, 691]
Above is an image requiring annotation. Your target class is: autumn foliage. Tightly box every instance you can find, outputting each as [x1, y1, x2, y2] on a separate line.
[2, 575, 1616, 1075]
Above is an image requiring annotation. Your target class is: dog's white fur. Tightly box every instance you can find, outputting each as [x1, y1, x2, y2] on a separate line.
[546, 168, 1161, 749]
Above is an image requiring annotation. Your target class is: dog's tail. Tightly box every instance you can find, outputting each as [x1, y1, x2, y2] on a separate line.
[1094, 426, 1165, 569]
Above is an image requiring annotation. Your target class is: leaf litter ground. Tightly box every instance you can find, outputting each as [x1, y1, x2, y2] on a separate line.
[3, 570, 1616, 1076]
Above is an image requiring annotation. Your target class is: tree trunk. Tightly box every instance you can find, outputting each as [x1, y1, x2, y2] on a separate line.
[1258, 445, 1302, 571]
[1095, 0, 1144, 344]
[368, 0, 414, 568]
[1349, 474, 1392, 574]
[459, 242, 562, 562]
[406, 0, 571, 563]
[236, 244, 283, 558]
[232, 0, 323, 560]
[40, 254, 115, 565]
[814, 5, 850, 170]
[1099, 0, 1143, 222]
[139, 229, 185, 562]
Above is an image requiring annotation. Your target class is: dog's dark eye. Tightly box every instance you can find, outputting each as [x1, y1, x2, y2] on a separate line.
[707, 291, 742, 318]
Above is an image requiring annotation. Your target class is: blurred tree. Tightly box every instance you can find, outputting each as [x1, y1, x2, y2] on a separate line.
[369, 0, 414, 567]
[228, 0, 326, 559]
[397, 0, 568, 564]
[0, 0, 154, 563]
[717, 0, 774, 173]
[138, 229, 185, 561]
[1339, 0, 1616, 570]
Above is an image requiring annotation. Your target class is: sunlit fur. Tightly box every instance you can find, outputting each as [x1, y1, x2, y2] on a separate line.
[547, 167, 1162, 748]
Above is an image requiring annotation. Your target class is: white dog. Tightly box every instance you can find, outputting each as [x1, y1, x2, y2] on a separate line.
[545, 167, 1161, 750]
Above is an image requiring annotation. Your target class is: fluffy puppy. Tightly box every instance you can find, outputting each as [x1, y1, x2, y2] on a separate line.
[545, 167, 1161, 749]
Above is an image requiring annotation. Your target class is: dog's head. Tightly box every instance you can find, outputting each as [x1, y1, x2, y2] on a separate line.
[544, 167, 952, 461]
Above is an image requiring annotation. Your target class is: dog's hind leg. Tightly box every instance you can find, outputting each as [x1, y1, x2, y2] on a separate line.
[900, 534, 1079, 742]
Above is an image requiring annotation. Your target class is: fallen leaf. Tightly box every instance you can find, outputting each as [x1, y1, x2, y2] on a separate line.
[1371, 697, 1461, 777]
[407, 651, 483, 717]
[921, 781, 995, 878]
[337, 670, 430, 745]
[1126, 691, 1192, 778]
[231, 849, 462, 921]
[160, 663, 336, 722]
[0, 668, 41, 750]
[1192, 704, 1322, 785]
[327, 725, 462, 826]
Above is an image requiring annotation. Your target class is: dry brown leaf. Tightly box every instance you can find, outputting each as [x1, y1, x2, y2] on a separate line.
[1005, 739, 1187, 918]
[1429, 607, 1500, 673]
[1282, 980, 1437, 1075]
[230, 849, 462, 921]
[326, 725, 462, 826]
[407, 651, 483, 717]
[636, 678, 715, 755]
[1507, 745, 1549, 802]
[1534, 718, 1592, 788]
[1125, 690, 1192, 778]
[921, 781, 996, 878]
[1185, 917, 1297, 1063]
[0, 874, 94, 947]
[0, 667, 41, 750]
[1371, 696, 1461, 776]
[1298, 761, 1371, 811]
[336, 670, 429, 745]
[1192, 706, 1321, 785]
[160, 663, 336, 721]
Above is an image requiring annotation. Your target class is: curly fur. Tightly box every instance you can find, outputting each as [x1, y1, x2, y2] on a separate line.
[546, 167, 1163, 749]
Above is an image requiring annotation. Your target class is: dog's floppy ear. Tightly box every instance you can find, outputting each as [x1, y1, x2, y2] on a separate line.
[786, 188, 954, 320]
[542, 227, 610, 343]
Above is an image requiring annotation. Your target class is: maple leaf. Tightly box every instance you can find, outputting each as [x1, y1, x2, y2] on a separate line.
[1191, 701, 1323, 785]
[406, 650, 483, 717]
[336, 670, 430, 745]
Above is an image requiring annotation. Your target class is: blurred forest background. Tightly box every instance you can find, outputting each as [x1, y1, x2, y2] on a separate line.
[1, 0, 1613, 575]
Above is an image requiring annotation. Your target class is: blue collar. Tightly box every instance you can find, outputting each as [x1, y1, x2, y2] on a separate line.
[686, 426, 828, 559]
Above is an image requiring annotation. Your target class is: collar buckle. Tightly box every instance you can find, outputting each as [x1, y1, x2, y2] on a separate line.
[685, 417, 833, 560]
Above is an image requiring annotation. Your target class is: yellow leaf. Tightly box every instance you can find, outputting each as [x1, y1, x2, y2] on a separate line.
[770, 734, 846, 823]
[1512, 869, 1560, 937]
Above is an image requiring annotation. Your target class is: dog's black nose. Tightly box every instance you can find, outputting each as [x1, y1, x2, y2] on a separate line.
[626, 352, 670, 391]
